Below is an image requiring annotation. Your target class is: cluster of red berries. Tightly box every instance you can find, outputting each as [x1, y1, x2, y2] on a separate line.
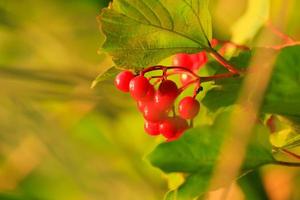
[173, 52, 208, 85]
[114, 52, 207, 141]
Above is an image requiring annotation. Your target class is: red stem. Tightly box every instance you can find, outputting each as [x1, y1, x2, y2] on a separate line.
[179, 78, 200, 91]
[281, 148, 300, 160]
[142, 65, 199, 78]
[209, 49, 240, 74]
[266, 21, 295, 43]
[201, 73, 239, 82]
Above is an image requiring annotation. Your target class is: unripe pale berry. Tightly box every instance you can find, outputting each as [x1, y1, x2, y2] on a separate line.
[129, 75, 151, 100]
[144, 121, 160, 136]
[115, 71, 134, 92]
[178, 97, 200, 119]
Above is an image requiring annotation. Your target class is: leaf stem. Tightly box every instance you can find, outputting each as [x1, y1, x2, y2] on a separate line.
[209, 49, 240, 74]
[201, 73, 239, 83]
[273, 161, 300, 167]
[280, 148, 300, 160]
[142, 65, 199, 79]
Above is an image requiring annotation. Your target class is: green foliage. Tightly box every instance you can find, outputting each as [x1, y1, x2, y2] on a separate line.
[238, 170, 269, 200]
[99, 0, 212, 70]
[96, 1, 300, 199]
[203, 45, 300, 117]
[147, 112, 274, 199]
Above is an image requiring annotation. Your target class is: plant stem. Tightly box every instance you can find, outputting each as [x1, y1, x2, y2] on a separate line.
[209, 49, 240, 74]
[201, 73, 239, 83]
[273, 161, 300, 167]
[280, 148, 300, 160]
[142, 65, 199, 78]
[266, 21, 295, 43]
[179, 78, 200, 91]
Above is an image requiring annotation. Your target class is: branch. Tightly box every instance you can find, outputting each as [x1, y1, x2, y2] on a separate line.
[273, 161, 300, 167]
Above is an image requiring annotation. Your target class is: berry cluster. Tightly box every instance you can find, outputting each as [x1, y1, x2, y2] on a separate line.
[114, 53, 206, 141]
[173, 52, 207, 85]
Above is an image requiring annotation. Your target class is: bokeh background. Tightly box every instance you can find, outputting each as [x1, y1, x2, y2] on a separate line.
[0, 0, 300, 200]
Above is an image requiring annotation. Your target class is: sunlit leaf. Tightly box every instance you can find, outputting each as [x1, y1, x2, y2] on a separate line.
[99, 0, 212, 70]
[91, 67, 121, 88]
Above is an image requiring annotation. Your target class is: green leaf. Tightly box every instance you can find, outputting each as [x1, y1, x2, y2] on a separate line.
[99, 0, 212, 70]
[91, 67, 121, 88]
[238, 170, 269, 200]
[203, 45, 300, 117]
[147, 111, 274, 199]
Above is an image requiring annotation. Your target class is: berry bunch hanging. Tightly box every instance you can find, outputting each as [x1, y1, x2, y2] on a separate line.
[114, 39, 245, 141]
[114, 52, 208, 141]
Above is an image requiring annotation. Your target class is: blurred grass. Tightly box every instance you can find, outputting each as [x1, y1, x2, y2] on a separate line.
[0, 1, 165, 199]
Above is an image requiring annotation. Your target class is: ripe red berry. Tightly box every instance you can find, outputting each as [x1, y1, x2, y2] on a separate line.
[178, 97, 200, 119]
[166, 117, 189, 142]
[139, 84, 155, 102]
[155, 80, 179, 110]
[144, 121, 160, 136]
[211, 38, 218, 47]
[174, 116, 189, 132]
[190, 52, 207, 70]
[197, 52, 208, 67]
[143, 102, 167, 122]
[137, 100, 147, 112]
[180, 73, 193, 85]
[159, 118, 178, 139]
[173, 54, 193, 69]
[158, 80, 178, 96]
[114, 71, 134, 92]
[129, 75, 151, 100]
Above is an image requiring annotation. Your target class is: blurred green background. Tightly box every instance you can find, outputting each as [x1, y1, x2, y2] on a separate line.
[0, 1, 165, 199]
[0, 0, 300, 200]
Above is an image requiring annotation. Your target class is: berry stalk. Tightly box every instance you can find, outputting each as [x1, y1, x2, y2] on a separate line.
[209, 49, 240, 74]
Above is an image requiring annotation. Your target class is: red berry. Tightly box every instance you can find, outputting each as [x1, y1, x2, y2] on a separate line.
[144, 121, 160, 136]
[143, 102, 167, 122]
[114, 71, 134, 92]
[166, 117, 189, 141]
[159, 118, 178, 139]
[140, 84, 155, 102]
[155, 80, 179, 110]
[137, 100, 147, 112]
[180, 73, 193, 85]
[129, 75, 151, 100]
[178, 97, 200, 119]
[211, 38, 218, 47]
[174, 116, 189, 132]
[197, 52, 208, 67]
[173, 54, 193, 69]
[158, 80, 178, 96]
[166, 131, 183, 142]
[191, 52, 207, 70]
